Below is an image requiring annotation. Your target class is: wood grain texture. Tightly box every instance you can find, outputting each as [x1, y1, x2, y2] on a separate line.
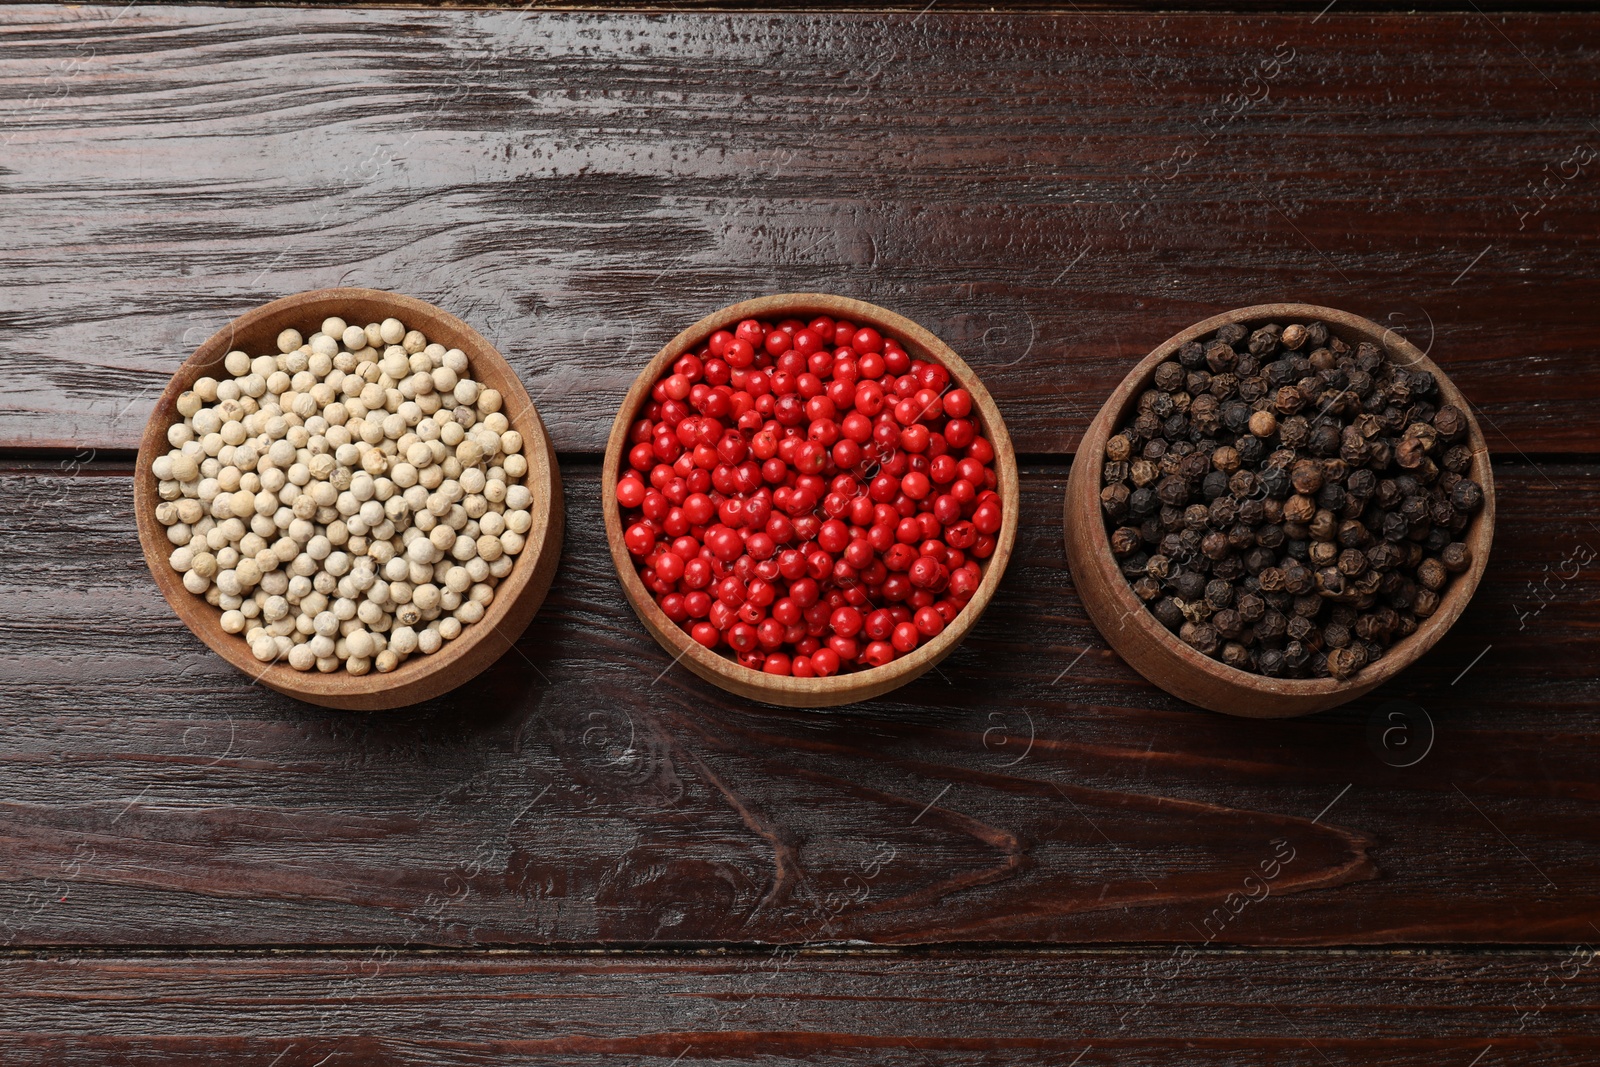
[3, 6, 1600, 454]
[2, 457, 1596, 948]
[3, 949, 1599, 1065]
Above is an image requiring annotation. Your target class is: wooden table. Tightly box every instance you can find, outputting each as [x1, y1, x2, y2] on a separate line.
[4, 3, 1599, 1062]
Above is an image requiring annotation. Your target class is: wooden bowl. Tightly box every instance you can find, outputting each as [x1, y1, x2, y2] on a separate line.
[602, 294, 1020, 708]
[134, 288, 564, 711]
[1063, 303, 1495, 718]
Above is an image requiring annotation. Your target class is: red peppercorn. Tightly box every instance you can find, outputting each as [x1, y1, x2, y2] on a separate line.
[619, 315, 1001, 675]
[892, 622, 920, 653]
[862, 641, 895, 667]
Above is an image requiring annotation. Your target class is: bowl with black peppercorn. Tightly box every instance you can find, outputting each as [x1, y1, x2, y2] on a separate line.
[1064, 303, 1494, 717]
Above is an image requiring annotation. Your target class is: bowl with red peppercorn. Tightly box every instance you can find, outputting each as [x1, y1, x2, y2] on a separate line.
[1064, 303, 1494, 718]
[603, 294, 1019, 708]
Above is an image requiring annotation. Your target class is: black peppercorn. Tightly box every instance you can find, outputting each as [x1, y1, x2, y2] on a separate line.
[1256, 610, 1288, 642]
[1336, 519, 1371, 548]
[1400, 496, 1430, 528]
[1198, 530, 1230, 561]
[1128, 487, 1159, 519]
[1380, 511, 1409, 542]
[1222, 400, 1252, 434]
[1205, 342, 1238, 374]
[1308, 540, 1339, 567]
[1235, 592, 1266, 623]
[1111, 527, 1142, 556]
[1172, 570, 1207, 601]
[1180, 621, 1220, 655]
[1104, 318, 1478, 676]
[1337, 547, 1369, 577]
[1441, 444, 1473, 474]
[1259, 466, 1292, 499]
[1244, 545, 1277, 574]
[1275, 386, 1306, 416]
[1235, 435, 1266, 467]
[1283, 562, 1315, 596]
[1450, 478, 1484, 513]
[1323, 620, 1352, 648]
[1346, 468, 1377, 498]
[1156, 475, 1191, 507]
[1326, 645, 1366, 680]
[1309, 508, 1339, 542]
[1211, 554, 1246, 581]
[1289, 459, 1324, 495]
[1308, 423, 1342, 457]
[1441, 542, 1471, 572]
[1394, 436, 1429, 469]
[1100, 483, 1131, 520]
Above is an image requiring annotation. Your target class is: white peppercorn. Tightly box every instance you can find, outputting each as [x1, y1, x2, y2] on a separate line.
[154, 313, 532, 675]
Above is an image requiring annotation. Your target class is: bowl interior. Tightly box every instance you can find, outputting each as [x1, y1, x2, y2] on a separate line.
[601, 293, 1020, 705]
[134, 288, 557, 708]
[1077, 302, 1495, 701]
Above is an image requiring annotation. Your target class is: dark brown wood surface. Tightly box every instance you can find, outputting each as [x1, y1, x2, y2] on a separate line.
[5, 949, 1599, 1065]
[3, 6, 1600, 455]
[5, 3, 1600, 1061]
[3, 459, 1596, 947]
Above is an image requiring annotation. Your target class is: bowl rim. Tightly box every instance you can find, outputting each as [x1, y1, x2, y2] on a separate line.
[1071, 301, 1496, 701]
[601, 292, 1020, 705]
[133, 286, 560, 708]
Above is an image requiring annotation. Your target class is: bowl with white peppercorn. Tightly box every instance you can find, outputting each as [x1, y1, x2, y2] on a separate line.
[1064, 303, 1494, 718]
[135, 288, 563, 711]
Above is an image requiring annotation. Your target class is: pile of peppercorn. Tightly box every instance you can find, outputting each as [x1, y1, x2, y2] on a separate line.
[1100, 319, 1484, 680]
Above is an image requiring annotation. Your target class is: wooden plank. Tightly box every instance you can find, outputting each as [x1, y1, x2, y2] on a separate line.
[2, 7, 1599, 454]
[2, 458, 1596, 948]
[3, 948, 1599, 1065]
